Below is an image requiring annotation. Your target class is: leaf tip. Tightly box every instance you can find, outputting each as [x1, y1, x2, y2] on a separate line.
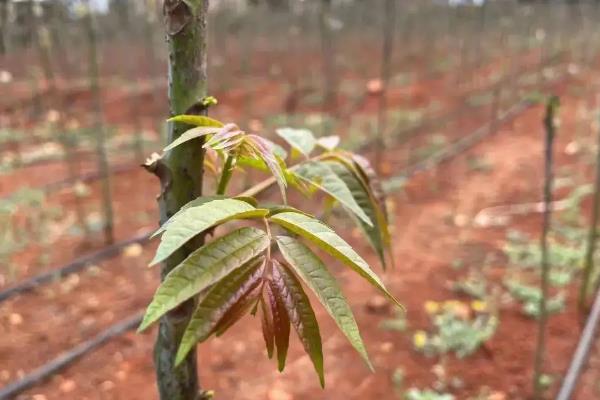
[364, 354, 376, 372]
[392, 297, 406, 311]
[148, 256, 161, 267]
[174, 346, 189, 367]
[362, 215, 374, 227]
[137, 312, 155, 333]
[149, 228, 163, 240]
[136, 322, 148, 334]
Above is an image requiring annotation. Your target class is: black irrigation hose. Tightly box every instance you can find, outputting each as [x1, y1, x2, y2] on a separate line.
[555, 286, 600, 400]
[42, 161, 139, 194]
[0, 162, 141, 202]
[0, 311, 144, 400]
[371, 52, 568, 157]
[0, 231, 151, 303]
[390, 71, 571, 183]
[396, 99, 530, 181]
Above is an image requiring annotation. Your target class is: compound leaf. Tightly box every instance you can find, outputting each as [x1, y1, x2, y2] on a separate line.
[276, 236, 372, 371]
[276, 128, 317, 157]
[151, 195, 224, 238]
[272, 261, 324, 387]
[270, 212, 400, 307]
[213, 285, 262, 337]
[243, 135, 288, 203]
[266, 281, 290, 371]
[294, 161, 372, 226]
[260, 296, 275, 359]
[326, 160, 390, 269]
[352, 154, 387, 219]
[139, 227, 269, 331]
[175, 257, 265, 365]
[150, 199, 269, 266]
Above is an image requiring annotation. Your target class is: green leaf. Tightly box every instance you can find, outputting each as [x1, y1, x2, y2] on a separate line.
[316, 135, 340, 151]
[272, 261, 324, 387]
[234, 196, 258, 207]
[163, 126, 222, 152]
[237, 146, 288, 173]
[270, 212, 400, 307]
[151, 195, 224, 238]
[272, 143, 288, 160]
[294, 161, 372, 226]
[276, 236, 373, 371]
[175, 257, 265, 365]
[266, 280, 290, 371]
[139, 227, 270, 331]
[237, 155, 268, 171]
[264, 203, 313, 217]
[168, 114, 224, 127]
[244, 135, 288, 203]
[276, 128, 317, 157]
[150, 199, 269, 266]
[326, 160, 389, 268]
[352, 154, 387, 220]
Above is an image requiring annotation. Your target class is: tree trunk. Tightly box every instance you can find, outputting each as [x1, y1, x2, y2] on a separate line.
[533, 96, 558, 400]
[0, 0, 9, 55]
[84, 1, 115, 245]
[579, 110, 600, 311]
[33, 1, 56, 93]
[152, 1, 210, 399]
[375, 0, 396, 173]
[319, 0, 336, 121]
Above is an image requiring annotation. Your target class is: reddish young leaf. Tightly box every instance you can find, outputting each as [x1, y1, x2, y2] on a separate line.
[246, 134, 288, 202]
[271, 261, 324, 387]
[266, 280, 290, 371]
[175, 257, 265, 365]
[260, 295, 275, 359]
[213, 285, 263, 337]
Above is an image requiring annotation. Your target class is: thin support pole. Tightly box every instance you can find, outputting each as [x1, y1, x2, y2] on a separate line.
[579, 110, 600, 311]
[533, 95, 559, 400]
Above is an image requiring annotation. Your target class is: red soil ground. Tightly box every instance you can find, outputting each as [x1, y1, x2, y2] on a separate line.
[2, 57, 600, 399]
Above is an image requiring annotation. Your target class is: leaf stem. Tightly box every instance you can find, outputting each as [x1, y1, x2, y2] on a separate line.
[216, 154, 235, 195]
[239, 153, 328, 198]
[264, 217, 272, 262]
[262, 217, 274, 281]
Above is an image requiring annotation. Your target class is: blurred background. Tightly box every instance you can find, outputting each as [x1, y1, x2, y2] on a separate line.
[2, 0, 600, 399]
